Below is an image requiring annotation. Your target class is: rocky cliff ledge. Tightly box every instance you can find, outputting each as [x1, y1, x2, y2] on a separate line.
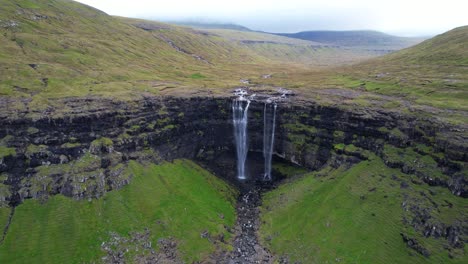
[0, 95, 466, 204]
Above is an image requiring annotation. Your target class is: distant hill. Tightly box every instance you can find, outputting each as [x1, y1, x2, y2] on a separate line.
[202, 28, 387, 66]
[276, 30, 426, 50]
[171, 21, 252, 31]
[376, 26, 468, 65]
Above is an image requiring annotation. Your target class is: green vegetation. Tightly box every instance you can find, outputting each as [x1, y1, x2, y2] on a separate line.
[190, 73, 206, 79]
[0, 146, 16, 159]
[26, 127, 39, 135]
[382, 144, 446, 180]
[0, 183, 11, 207]
[25, 144, 48, 157]
[89, 137, 113, 153]
[273, 162, 309, 178]
[260, 156, 467, 263]
[60, 142, 81, 148]
[0, 207, 11, 231]
[284, 122, 318, 135]
[0, 159, 237, 263]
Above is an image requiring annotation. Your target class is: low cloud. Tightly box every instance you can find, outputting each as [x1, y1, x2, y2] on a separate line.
[75, 0, 468, 36]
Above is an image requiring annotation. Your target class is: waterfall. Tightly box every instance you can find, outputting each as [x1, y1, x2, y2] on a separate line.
[263, 103, 277, 181]
[232, 99, 251, 180]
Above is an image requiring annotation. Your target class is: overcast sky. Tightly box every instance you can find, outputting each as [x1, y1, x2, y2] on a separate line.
[75, 0, 468, 36]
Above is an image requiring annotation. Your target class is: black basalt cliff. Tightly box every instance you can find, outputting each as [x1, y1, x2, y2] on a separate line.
[0, 95, 466, 205]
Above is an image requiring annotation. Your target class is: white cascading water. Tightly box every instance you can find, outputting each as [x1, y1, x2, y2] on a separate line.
[263, 102, 277, 181]
[232, 93, 251, 180]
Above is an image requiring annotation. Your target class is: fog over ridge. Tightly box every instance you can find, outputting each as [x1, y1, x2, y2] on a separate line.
[75, 0, 468, 36]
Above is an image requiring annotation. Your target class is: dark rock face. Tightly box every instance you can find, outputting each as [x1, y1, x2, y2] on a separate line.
[400, 233, 431, 257]
[0, 96, 466, 203]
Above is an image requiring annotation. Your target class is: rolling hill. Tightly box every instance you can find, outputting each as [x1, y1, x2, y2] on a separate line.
[200, 28, 383, 66]
[0, 0, 406, 112]
[333, 26, 468, 112]
[0, 0, 278, 104]
[0, 0, 464, 118]
[171, 21, 252, 31]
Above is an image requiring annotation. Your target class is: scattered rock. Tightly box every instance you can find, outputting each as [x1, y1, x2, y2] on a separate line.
[400, 181, 409, 189]
[400, 233, 430, 257]
[200, 230, 209, 238]
[1, 20, 19, 28]
[101, 229, 182, 264]
[216, 187, 274, 263]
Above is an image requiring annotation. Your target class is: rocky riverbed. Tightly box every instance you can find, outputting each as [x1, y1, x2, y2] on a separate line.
[225, 185, 274, 264]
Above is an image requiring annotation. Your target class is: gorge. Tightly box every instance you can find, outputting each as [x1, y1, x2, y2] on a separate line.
[0, 0, 466, 263]
[0, 90, 466, 262]
[263, 102, 277, 181]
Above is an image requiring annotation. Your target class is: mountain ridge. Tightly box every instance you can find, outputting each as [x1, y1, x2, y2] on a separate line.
[275, 30, 426, 49]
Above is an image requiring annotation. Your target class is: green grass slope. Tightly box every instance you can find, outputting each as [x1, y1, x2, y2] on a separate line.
[0, 0, 272, 105]
[260, 156, 467, 263]
[382, 26, 468, 65]
[0, 159, 237, 263]
[334, 26, 468, 111]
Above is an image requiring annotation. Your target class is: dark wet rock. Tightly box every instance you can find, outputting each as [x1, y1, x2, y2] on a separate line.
[215, 185, 274, 264]
[400, 181, 409, 189]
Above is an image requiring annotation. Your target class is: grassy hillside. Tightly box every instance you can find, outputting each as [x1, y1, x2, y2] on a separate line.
[277, 30, 425, 50]
[260, 156, 467, 263]
[204, 29, 385, 66]
[331, 26, 468, 112]
[0, 0, 276, 107]
[0, 159, 238, 263]
[0, 0, 405, 113]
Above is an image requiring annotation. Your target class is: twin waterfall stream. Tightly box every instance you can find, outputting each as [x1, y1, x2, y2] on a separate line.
[263, 103, 277, 181]
[232, 99, 251, 180]
[232, 89, 280, 181]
